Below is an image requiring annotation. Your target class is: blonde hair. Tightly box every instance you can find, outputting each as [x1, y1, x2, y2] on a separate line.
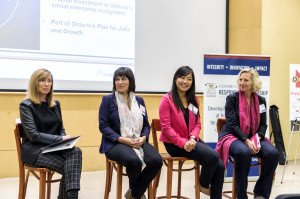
[26, 68, 56, 107]
[237, 68, 262, 93]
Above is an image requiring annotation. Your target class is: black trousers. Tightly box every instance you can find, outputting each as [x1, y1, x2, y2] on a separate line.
[229, 139, 279, 199]
[105, 142, 162, 198]
[27, 147, 82, 199]
[164, 140, 225, 199]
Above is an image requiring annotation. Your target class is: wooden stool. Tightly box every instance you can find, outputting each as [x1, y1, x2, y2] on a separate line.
[14, 122, 60, 199]
[151, 119, 200, 199]
[217, 118, 262, 199]
[104, 157, 153, 199]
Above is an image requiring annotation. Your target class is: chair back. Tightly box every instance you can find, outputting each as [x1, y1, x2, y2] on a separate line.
[216, 118, 226, 135]
[14, 123, 25, 170]
[151, 119, 161, 152]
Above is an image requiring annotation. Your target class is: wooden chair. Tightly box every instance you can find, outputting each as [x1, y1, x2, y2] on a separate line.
[151, 119, 200, 199]
[14, 122, 60, 199]
[104, 156, 153, 199]
[216, 118, 262, 199]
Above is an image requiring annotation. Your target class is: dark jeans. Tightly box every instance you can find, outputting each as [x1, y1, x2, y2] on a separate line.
[105, 142, 162, 198]
[229, 139, 279, 199]
[164, 140, 225, 199]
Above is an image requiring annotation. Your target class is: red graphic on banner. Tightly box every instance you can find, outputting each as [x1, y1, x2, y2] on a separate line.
[297, 70, 300, 87]
[292, 70, 300, 88]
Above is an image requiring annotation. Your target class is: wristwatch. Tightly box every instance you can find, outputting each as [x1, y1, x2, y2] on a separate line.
[189, 136, 196, 141]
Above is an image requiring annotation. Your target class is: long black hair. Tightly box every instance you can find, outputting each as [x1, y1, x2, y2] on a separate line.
[170, 66, 199, 119]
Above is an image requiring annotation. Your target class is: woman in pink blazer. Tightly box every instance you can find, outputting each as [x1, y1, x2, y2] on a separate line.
[159, 66, 224, 199]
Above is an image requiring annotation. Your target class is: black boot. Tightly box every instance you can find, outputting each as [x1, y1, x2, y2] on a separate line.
[68, 189, 79, 199]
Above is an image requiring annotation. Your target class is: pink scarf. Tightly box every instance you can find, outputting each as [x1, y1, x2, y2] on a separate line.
[239, 90, 260, 138]
[216, 90, 260, 168]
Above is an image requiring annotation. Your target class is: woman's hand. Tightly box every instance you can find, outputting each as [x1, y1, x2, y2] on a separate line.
[118, 136, 146, 149]
[244, 139, 260, 154]
[133, 136, 147, 149]
[183, 140, 196, 152]
[117, 137, 136, 147]
[62, 135, 73, 140]
[189, 137, 197, 147]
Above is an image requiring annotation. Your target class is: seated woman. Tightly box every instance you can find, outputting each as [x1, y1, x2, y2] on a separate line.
[19, 68, 82, 199]
[216, 68, 279, 199]
[98, 67, 162, 199]
[159, 66, 225, 199]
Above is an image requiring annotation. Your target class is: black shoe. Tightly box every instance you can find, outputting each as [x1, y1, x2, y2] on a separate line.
[254, 195, 266, 199]
[68, 190, 78, 199]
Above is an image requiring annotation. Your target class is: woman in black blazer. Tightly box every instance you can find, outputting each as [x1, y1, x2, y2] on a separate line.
[98, 67, 162, 199]
[20, 68, 82, 199]
[216, 68, 279, 199]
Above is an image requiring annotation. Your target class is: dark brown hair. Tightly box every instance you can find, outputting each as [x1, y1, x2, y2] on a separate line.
[112, 67, 135, 93]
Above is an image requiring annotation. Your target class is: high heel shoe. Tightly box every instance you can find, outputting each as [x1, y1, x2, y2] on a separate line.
[124, 189, 135, 199]
[200, 185, 210, 196]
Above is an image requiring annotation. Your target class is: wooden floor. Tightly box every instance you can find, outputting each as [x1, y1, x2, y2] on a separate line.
[1, 161, 300, 199]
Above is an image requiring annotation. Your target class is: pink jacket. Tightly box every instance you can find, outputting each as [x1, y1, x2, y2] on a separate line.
[159, 93, 201, 148]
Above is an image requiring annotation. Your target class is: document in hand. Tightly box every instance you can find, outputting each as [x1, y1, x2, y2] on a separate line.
[42, 136, 81, 154]
[250, 133, 261, 149]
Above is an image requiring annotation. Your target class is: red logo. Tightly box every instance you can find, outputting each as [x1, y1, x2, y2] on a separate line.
[292, 70, 300, 87]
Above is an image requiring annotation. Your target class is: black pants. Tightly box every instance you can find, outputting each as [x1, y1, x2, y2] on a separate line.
[164, 140, 225, 199]
[27, 147, 82, 199]
[105, 142, 162, 198]
[229, 139, 279, 199]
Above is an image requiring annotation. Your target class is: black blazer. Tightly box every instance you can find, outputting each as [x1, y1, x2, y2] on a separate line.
[218, 92, 267, 142]
[98, 94, 150, 154]
[19, 99, 65, 164]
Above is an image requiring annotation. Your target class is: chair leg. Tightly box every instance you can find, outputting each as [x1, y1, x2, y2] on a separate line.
[232, 159, 237, 199]
[18, 168, 25, 199]
[194, 161, 200, 199]
[46, 171, 54, 199]
[104, 159, 112, 199]
[116, 164, 123, 199]
[23, 171, 31, 199]
[166, 160, 173, 199]
[259, 158, 262, 175]
[148, 181, 153, 199]
[153, 168, 161, 198]
[108, 162, 114, 193]
[39, 171, 46, 199]
[177, 160, 184, 197]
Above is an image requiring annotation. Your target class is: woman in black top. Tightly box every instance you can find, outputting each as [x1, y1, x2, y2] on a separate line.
[19, 68, 82, 199]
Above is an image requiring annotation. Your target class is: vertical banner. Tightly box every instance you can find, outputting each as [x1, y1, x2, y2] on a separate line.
[203, 54, 270, 179]
[290, 64, 300, 131]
